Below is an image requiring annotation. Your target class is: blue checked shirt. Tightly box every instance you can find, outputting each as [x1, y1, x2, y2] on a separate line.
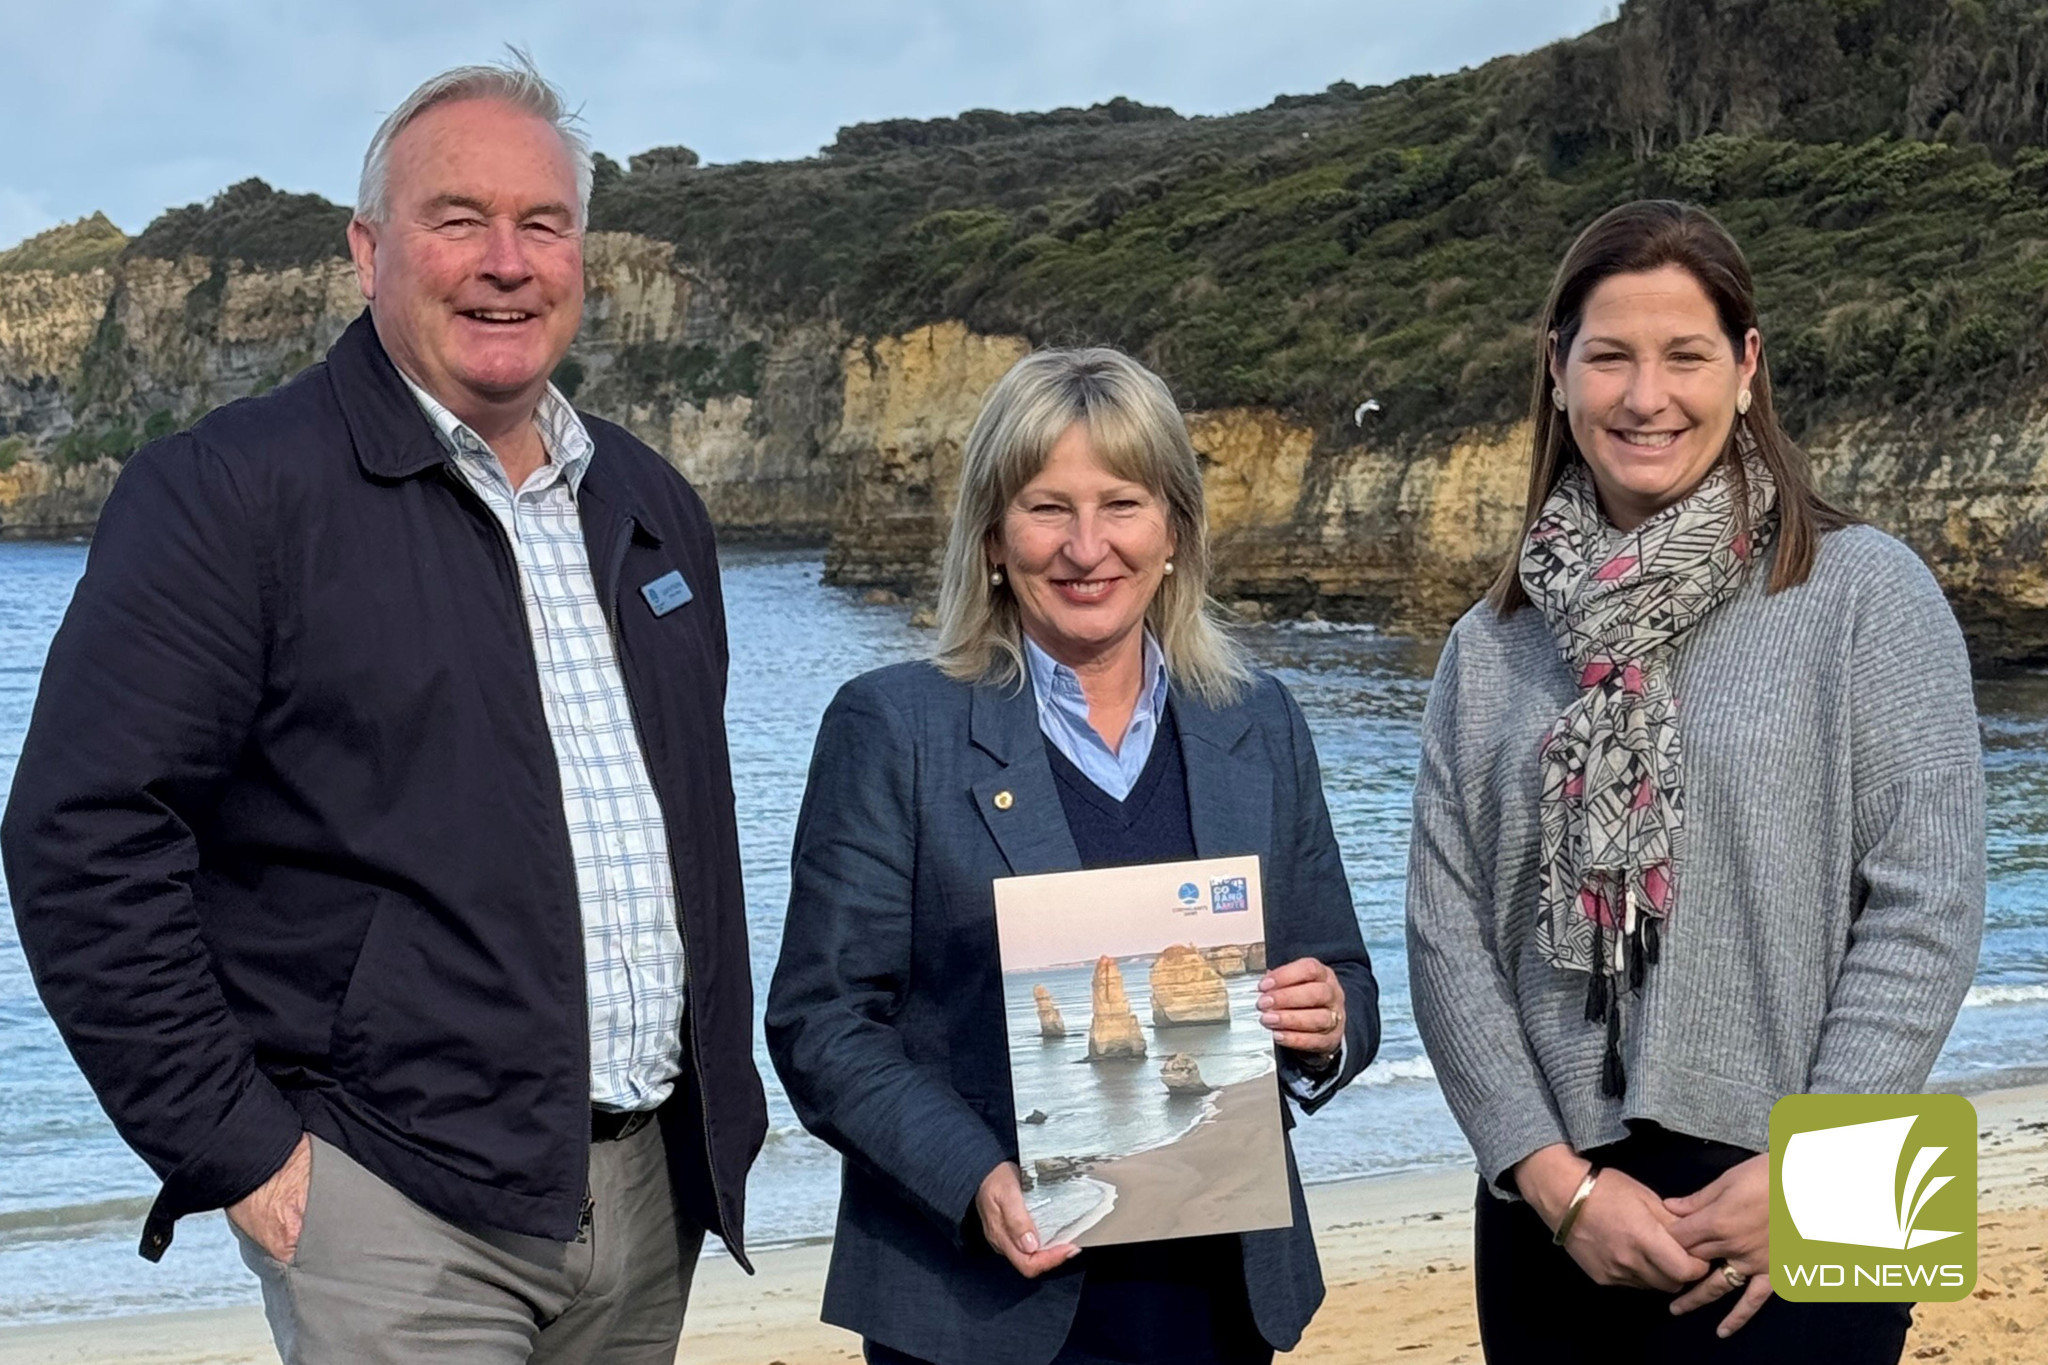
[1023, 630, 1343, 1096]
[402, 375, 685, 1112]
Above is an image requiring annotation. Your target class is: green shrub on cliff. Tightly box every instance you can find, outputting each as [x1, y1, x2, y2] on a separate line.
[128, 178, 351, 270]
[51, 422, 139, 470]
[0, 213, 127, 274]
[587, 0, 2048, 443]
[604, 340, 765, 405]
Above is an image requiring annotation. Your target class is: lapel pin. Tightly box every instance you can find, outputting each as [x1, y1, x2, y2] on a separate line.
[993, 790, 1014, 810]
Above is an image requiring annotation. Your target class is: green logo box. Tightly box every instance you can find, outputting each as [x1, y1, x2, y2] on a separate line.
[1769, 1094, 1976, 1302]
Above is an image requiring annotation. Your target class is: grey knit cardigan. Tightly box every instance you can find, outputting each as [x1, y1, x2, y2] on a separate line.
[1405, 523, 1985, 1190]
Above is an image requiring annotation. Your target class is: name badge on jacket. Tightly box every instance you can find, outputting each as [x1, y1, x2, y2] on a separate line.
[640, 570, 694, 617]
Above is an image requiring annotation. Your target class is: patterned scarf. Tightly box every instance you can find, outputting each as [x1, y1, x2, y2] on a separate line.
[1519, 448, 1777, 1096]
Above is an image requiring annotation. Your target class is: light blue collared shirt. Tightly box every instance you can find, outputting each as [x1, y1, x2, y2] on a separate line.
[1023, 633, 1171, 801]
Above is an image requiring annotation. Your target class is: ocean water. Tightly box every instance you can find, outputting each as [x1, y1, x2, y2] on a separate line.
[1004, 964, 1282, 1241]
[2, 541, 2045, 1323]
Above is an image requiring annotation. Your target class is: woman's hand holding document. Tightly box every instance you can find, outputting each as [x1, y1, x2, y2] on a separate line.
[992, 854, 1296, 1250]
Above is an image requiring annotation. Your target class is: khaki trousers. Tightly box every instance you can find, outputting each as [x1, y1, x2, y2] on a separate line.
[234, 1128, 703, 1364]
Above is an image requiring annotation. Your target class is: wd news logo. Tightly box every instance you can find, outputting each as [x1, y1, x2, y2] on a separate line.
[1769, 1095, 1977, 1302]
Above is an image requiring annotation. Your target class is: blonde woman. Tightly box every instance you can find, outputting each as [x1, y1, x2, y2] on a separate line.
[767, 348, 1379, 1365]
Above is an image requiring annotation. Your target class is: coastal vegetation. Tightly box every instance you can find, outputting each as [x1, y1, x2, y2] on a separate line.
[13, 0, 2045, 454]
[0, 212, 127, 274]
[126, 178, 352, 272]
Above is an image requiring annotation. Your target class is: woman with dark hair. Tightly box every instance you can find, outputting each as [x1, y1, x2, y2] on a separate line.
[1405, 199, 1984, 1362]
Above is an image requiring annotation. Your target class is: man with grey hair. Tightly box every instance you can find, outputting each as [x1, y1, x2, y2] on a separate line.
[3, 53, 766, 1364]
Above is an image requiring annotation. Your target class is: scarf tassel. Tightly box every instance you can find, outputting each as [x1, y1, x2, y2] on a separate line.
[1578, 890, 1656, 1098]
[1601, 998, 1626, 1098]
[1583, 922, 1610, 1023]
[1587, 903, 1653, 1100]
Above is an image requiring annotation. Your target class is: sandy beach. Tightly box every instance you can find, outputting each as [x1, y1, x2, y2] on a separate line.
[4, 1082, 2042, 1365]
[1070, 1072, 1293, 1246]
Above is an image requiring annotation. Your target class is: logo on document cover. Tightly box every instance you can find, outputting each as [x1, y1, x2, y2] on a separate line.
[1770, 1094, 1976, 1301]
[1209, 876, 1249, 914]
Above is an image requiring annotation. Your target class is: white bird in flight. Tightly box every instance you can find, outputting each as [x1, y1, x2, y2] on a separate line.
[1353, 398, 1382, 426]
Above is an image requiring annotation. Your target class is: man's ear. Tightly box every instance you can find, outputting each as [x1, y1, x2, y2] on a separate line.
[346, 217, 379, 302]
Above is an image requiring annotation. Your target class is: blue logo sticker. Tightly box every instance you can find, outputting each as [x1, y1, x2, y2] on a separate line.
[1177, 882, 1202, 906]
[640, 570, 694, 617]
[1210, 877, 1250, 914]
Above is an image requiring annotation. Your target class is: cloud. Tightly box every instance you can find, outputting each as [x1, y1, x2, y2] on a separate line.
[0, 0, 1611, 247]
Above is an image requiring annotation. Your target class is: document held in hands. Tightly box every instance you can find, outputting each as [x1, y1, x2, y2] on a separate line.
[991, 854, 1292, 1247]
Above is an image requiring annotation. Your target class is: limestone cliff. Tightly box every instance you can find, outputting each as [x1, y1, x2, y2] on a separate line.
[0, 266, 118, 479]
[5, 242, 2047, 665]
[822, 323, 1031, 585]
[816, 323, 2048, 663]
[0, 232, 834, 538]
[0, 458, 120, 537]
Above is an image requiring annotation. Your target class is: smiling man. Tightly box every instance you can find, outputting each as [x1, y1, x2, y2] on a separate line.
[2, 55, 765, 1364]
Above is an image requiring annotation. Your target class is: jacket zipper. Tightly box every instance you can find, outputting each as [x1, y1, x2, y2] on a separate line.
[439, 466, 595, 1230]
[600, 520, 739, 1265]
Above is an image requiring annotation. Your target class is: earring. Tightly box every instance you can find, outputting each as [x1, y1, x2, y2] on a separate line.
[1551, 386, 1566, 412]
[1736, 388, 1752, 415]
[1163, 560, 1176, 576]
[989, 566, 1005, 587]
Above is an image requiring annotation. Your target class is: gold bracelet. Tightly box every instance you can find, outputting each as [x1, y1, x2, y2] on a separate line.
[1551, 1166, 1602, 1247]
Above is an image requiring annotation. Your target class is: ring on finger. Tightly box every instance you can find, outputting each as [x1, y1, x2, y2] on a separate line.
[1720, 1263, 1748, 1290]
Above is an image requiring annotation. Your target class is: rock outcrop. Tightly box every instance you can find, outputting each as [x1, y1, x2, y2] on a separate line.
[1149, 944, 1231, 1027]
[0, 457, 121, 536]
[1161, 1053, 1212, 1095]
[1203, 945, 1251, 978]
[1032, 984, 1067, 1038]
[1085, 957, 1146, 1061]
[1033, 1155, 1108, 1183]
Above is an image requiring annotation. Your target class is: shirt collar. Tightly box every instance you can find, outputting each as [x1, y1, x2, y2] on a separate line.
[398, 371, 595, 494]
[1023, 631, 1170, 722]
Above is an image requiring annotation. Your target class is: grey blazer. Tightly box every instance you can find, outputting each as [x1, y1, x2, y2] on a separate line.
[766, 660, 1379, 1365]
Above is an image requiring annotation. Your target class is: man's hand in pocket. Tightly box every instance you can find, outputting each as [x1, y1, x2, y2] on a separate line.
[227, 1134, 313, 1264]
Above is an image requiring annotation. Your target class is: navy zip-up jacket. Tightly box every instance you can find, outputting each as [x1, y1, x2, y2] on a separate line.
[2, 313, 768, 1265]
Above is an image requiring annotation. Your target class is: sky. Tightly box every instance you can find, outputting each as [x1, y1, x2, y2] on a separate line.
[995, 857, 1266, 971]
[0, 1, 1612, 251]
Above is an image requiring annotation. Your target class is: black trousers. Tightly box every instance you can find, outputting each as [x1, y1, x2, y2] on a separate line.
[1474, 1125, 1914, 1364]
[865, 1235, 1271, 1365]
